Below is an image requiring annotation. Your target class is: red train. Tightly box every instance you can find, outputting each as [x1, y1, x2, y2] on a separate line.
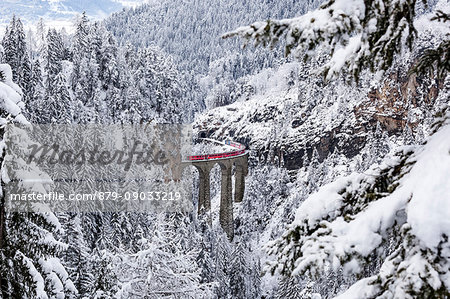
[187, 140, 246, 161]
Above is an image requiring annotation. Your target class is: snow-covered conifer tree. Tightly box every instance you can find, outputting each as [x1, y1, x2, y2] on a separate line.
[27, 59, 45, 122]
[116, 213, 212, 298]
[44, 29, 64, 94]
[71, 12, 91, 91]
[230, 242, 250, 298]
[213, 229, 232, 298]
[266, 100, 450, 298]
[1, 17, 32, 103]
[0, 63, 76, 298]
[225, 0, 442, 81]
[61, 213, 93, 296]
[276, 276, 302, 299]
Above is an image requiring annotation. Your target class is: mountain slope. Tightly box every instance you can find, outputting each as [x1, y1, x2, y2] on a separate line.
[0, 0, 146, 33]
[105, 0, 321, 74]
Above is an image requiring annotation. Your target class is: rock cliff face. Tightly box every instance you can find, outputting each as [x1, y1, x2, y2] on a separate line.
[194, 63, 442, 172]
[355, 69, 442, 134]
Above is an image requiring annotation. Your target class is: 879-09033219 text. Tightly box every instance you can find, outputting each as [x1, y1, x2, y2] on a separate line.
[8, 191, 182, 202]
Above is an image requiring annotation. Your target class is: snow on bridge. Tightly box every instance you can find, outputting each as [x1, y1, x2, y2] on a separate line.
[185, 138, 247, 161]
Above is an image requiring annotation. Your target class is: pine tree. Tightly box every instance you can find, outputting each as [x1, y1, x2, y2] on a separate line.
[0, 63, 76, 298]
[371, 122, 390, 165]
[402, 124, 415, 145]
[1, 17, 32, 103]
[90, 249, 118, 298]
[230, 242, 250, 298]
[44, 29, 63, 94]
[90, 22, 104, 65]
[196, 240, 215, 285]
[74, 12, 90, 59]
[213, 228, 232, 298]
[14, 18, 32, 100]
[55, 72, 73, 122]
[276, 276, 302, 299]
[415, 125, 426, 144]
[27, 59, 45, 122]
[307, 148, 322, 192]
[86, 55, 101, 119]
[225, 0, 426, 81]
[105, 86, 122, 123]
[250, 257, 262, 299]
[35, 18, 46, 55]
[61, 213, 93, 296]
[302, 149, 310, 169]
[99, 33, 119, 89]
[71, 12, 90, 90]
[41, 72, 71, 123]
[1, 17, 17, 74]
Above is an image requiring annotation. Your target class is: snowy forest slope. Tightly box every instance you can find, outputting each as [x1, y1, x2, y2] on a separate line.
[105, 0, 321, 73]
[104, 0, 325, 111]
[0, 0, 449, 298]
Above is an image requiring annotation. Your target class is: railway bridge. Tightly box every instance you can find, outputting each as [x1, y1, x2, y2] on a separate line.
[181, 139, 248, 239]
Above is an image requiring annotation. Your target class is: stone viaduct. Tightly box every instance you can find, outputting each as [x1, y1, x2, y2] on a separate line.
[181, 151, 248, 240]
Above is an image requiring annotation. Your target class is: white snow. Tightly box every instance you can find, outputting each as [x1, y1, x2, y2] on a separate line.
[334, 277, 378, 299]
[0, 64, 29, 124]
[405, 123, 450, 249]
[39, 257, 77, 297]
[16, 251, 49, 299]
[292, 173, 361, 228]
[289, 120, 450, 262]
[324, 34, 363, 79]
[266, 112, 450, 297]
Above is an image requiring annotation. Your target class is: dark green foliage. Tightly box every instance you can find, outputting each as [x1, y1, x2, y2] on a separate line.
[276, 276, 302, 299]
[268, 149, 415, 277]
[411, 10, 450, 79]
[44, 29, 65, 94]
[1, 16, 33, 100]
[230, 242, 250, 298]
[226, 0, 449, 81]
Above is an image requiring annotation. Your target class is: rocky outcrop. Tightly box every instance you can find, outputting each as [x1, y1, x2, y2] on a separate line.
[355, 69, 442, 134]
[194, 65, 443, 173]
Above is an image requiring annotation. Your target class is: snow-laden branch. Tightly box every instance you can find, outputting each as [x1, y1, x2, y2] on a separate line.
[0, 64, 28, 124]
[224, 0, 418, 81]
[265, 106, 450, 297]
